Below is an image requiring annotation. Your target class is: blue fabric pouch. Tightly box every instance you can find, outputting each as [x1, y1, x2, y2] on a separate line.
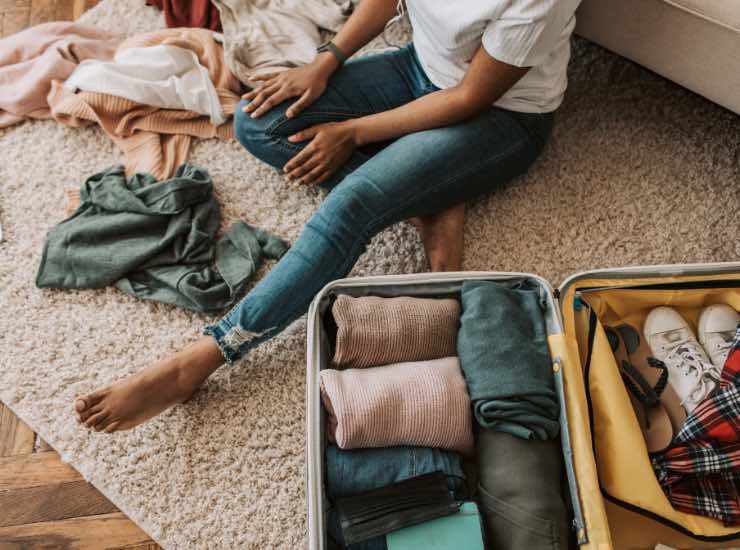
[385, 501, 485, 550]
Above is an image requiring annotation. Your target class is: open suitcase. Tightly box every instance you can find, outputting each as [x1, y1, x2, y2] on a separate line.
[305, 261, 740, 550]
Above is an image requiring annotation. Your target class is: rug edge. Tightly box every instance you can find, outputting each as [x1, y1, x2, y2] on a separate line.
[0, 392, 170, 549]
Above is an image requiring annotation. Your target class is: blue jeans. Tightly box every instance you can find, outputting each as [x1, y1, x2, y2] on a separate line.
[325, 445, 467, 550]
[325, 445, 466, 500]
[205, 44, 554, 363]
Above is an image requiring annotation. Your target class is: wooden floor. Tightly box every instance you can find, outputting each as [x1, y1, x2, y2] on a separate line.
[0, 1, 161, 546]
[0, 0, 98, 38]
[0, 403, 160, 549]
[1, 3, 160, 548]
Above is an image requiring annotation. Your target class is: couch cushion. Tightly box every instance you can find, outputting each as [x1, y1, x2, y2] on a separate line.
[665, 0, 740, 32]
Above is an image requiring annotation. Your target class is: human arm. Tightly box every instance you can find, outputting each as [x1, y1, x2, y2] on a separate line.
[283, 46, 530, 185]
[243, 0, 399, 118]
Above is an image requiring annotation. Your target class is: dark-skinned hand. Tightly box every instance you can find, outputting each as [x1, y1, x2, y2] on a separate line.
[283, 121, 359, 186]
[242, 56, 336, 119]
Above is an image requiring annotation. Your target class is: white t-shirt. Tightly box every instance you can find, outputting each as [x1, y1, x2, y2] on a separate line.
[406, 0, 581, 113]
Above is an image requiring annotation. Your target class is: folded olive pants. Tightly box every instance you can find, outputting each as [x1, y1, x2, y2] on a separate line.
[476, 429, 571, 549]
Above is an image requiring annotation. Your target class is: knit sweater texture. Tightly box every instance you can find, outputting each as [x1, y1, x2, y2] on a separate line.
[332, 295, 460, 368]
[48, 28, 241, 180]
[320, 357, 474, 455]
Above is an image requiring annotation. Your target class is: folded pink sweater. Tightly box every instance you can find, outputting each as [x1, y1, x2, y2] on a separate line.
[320, 357, 474, 456]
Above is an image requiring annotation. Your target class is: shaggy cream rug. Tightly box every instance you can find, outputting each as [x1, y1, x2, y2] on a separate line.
[1, 1, 738, 548]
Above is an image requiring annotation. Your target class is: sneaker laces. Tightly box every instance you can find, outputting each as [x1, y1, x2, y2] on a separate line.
[714, 333, 734, 360]
[662, 338, 720, 405]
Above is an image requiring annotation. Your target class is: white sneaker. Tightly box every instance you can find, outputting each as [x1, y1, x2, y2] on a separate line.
[698, 304, 740, 369]
[643, 306, 721, 412]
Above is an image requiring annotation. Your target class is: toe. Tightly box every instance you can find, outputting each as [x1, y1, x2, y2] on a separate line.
[92, 418, 108, 432]
[78, 405, 101, 423]
[85, 411, 107, 429]
[104, 421, 121, 434]
[75, 390, 105, 413]
[85, 390, 106, 407]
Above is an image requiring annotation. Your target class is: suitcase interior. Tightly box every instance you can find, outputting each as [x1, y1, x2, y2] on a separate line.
[558, 262, 740, 549]
[306, 263, 740, 550]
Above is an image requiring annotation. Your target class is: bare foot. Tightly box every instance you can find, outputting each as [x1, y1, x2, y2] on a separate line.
[74, 337, 224, 433]
[409, 204, 466, 272]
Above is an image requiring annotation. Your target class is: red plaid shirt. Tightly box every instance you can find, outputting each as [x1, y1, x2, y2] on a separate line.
[651, 322, 740, 526]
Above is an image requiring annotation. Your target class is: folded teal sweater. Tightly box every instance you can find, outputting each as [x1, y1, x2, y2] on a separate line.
[457, 280, 560, 440]
[36, 164, 288, 313]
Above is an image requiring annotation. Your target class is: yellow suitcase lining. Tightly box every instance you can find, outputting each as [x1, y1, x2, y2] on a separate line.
[560, 272, 740, 545]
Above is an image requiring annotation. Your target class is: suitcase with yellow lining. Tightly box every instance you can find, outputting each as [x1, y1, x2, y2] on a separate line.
[558, 261, 740, 549]
[306, 261, 740, 550]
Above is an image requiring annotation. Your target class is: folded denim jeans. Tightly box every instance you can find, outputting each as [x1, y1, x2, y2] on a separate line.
[477, 429, 570, 549]
[326, 446, 467, 550]
[326, 445, 467, 499]
[457, 280, 560, 440]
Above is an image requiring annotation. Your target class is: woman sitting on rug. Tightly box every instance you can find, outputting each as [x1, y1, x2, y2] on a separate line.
[74, 0, 580, 432]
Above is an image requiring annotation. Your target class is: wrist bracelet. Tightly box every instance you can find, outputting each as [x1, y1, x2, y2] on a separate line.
[316, 41, 348, 64]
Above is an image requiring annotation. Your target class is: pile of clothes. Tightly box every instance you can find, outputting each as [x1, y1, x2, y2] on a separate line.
[321, 281, 571, 549]
[0, 0, 350, 179]
[0, 0, 353, 312]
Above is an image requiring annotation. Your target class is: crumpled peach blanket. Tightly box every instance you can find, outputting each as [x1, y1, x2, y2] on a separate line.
[48, 28, 242, 180]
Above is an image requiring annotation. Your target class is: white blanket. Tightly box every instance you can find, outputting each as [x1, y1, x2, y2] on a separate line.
[64, 44, 226, 125]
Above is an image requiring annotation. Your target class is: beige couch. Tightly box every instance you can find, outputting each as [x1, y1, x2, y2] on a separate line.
[575, 0, 740, 115]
